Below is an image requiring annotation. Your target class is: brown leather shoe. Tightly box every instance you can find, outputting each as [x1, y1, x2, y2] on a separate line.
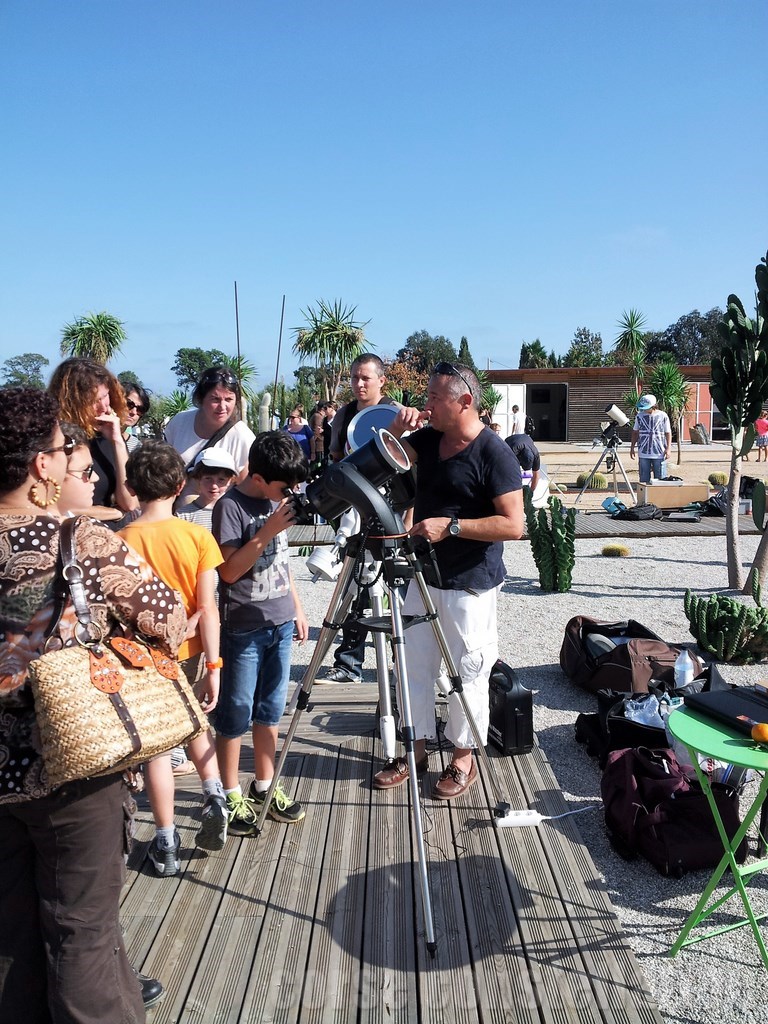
[373, 755, 428, 790]
[432, 758, 477, 800]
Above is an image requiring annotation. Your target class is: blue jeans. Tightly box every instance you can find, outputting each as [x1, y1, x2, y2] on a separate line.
[215, 620, 294, 737]
[638, 457, 667, 484]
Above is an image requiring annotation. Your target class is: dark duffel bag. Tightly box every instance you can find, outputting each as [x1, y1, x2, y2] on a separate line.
[601, 746, 746, 877]
[560, 615, 704, 694]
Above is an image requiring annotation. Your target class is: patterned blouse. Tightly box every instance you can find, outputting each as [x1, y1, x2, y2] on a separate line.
[0, 513, 188, 804]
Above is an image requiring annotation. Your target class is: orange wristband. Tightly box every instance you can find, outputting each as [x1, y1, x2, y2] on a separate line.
[205, 658, 223, 671]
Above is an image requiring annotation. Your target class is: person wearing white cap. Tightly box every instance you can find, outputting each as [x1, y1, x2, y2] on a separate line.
[176, 446, 237, 531]
[630, 394, 671, 483]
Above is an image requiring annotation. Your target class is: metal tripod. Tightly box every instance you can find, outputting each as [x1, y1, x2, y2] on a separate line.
[255, 527, 514, 957]
[574, 441, 636, 505]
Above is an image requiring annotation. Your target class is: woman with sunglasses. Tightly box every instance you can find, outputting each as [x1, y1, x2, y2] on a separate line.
[0, 387, 187, 1022]
[48, 357, 139, 526]
[164, 365, 255, 504]
[122, 381, 151, 453]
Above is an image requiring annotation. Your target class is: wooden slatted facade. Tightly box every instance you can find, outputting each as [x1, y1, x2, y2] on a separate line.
[485, 367, 713, 443]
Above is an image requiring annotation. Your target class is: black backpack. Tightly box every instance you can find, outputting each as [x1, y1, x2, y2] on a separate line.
[613, 503, 663, 521]
[524, 415, 535, 438]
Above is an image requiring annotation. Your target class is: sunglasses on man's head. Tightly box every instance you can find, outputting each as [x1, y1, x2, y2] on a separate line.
[433, 362, 474, 395]
[126, 399, 147, 415]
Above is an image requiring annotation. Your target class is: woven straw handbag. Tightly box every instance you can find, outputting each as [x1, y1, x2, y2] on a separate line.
[28, 517, 208, 789]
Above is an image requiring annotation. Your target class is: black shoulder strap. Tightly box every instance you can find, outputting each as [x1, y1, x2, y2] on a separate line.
[337, 401, 359, 453]
[185, 420, 236, 473]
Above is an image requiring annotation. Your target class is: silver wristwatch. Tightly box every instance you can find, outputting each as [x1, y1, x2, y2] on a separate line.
[448, 516, 461, 537]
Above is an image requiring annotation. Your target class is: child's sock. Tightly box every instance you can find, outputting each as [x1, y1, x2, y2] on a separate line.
[156, 825, 176, 849]
[201, 777, 224, 800]
[253, 778, 272, 794]
[224, 785, 242, 799]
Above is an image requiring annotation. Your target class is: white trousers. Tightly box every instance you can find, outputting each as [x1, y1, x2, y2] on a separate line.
[400, 582, 499, 749]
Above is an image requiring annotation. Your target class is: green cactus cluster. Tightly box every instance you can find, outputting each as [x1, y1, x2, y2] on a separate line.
[683, 570, 768, 663]
[524, 490, 576, 592]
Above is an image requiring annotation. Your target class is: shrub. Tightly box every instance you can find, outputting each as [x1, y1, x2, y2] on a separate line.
[602, 544, 630, 558]
[576, 472, 607, 489]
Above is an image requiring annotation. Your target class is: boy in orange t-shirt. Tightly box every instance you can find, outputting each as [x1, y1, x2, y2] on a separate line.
[121, 441, 227, 877]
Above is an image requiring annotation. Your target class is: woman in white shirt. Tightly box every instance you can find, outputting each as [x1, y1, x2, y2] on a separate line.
[164, 366, 255, 503]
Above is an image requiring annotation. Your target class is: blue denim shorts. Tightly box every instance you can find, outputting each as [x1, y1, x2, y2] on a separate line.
[214, 620, 294, 737]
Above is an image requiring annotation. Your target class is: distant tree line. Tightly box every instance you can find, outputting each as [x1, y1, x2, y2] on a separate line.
[518, 308, 723, 370]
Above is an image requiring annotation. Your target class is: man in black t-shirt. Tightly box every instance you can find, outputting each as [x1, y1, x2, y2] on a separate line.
[373, 363, 523, 799]
[504, 432, 541, 491]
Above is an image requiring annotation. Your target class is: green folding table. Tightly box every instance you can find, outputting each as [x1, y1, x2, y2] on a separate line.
[667, 706, 768, 969]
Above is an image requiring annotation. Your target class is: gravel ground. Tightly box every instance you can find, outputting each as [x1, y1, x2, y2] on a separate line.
[287, 531, 768, 1022]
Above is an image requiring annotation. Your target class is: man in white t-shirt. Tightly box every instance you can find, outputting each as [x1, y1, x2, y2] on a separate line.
[510, 404, 525, 435]
[630, 393, 671, 483]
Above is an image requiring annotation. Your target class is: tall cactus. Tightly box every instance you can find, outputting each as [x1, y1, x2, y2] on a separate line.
[524, 490, 577, 592]
[710, 251, 768, 589]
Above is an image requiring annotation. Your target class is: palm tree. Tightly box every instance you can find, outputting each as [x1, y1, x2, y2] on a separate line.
[221, 354, 258, 403]
[293, 299, 369, 399]
[519, 339, 550, 369]
[613, 309, 647, 395]
[60, 311, 126, 363]
[646, 360, 692, 464]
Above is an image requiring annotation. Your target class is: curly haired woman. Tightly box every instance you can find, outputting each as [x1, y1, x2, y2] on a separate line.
[0, 387, 187, 1022]
[49, 357, 139, 525]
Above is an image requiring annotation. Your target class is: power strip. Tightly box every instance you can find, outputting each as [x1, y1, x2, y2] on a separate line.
[495, 809, 544, 828]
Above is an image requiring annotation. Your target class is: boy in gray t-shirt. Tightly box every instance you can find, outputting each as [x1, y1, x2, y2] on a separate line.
[212, 431, 309, 831]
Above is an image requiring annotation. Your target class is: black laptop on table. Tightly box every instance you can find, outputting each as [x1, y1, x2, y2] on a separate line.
[684, 686, 768, 736]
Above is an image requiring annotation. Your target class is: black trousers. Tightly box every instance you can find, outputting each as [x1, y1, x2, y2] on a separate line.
[0, 774, 145, 1024]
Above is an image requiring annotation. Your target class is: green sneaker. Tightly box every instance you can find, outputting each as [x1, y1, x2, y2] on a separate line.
[248, 780, 305, 824]
[226, 791, 260, 837]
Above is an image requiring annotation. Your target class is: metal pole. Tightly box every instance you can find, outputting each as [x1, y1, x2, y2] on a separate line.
[234, 281, 242, 364]
[272, 294, 286, 425]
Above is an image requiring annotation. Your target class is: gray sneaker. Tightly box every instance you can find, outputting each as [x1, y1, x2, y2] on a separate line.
[148, 831, 181, 877]
[195, 794, 227, 851]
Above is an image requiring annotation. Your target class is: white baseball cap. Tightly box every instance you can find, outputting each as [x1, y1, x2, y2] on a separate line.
[190, 446, 237, 473]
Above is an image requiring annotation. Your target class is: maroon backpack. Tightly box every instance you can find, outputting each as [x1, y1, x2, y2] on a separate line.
[600, 746, 745, 877]
[560, 615, 704, 694]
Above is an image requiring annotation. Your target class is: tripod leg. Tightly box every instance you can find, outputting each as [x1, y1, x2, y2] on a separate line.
[388, 587, 438, 956]
[405, 557, 512, 822]
[574, 447, 610, 504]
[369, 580, 396, 760]
[253, 553, 360, 834]
[615, 452, 637, 504]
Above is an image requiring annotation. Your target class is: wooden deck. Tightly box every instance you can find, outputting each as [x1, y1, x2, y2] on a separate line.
[289, 513, 758, 547]
[122, 686, 664, 1024]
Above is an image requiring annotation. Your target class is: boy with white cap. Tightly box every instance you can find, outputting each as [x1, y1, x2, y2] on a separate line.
[630, 394, 671, 483]
[177, 446, 237, 530]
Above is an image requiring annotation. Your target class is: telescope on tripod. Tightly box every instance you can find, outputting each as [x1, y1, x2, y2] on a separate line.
[261, 423, 519, 956]
[575, 403, 636, 505]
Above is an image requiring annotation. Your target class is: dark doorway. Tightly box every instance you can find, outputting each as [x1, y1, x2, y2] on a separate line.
[526, 384, 567, 441]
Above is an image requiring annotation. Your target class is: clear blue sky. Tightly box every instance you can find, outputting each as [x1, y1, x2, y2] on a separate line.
[1, 1, 766, 395]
